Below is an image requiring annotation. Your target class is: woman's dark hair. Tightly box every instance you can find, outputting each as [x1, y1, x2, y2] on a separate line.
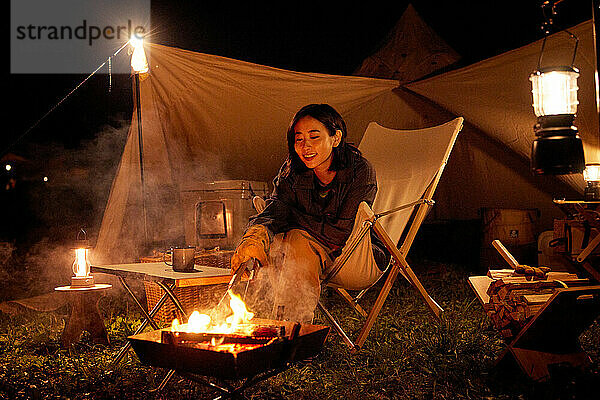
[284, 104, 359, 175]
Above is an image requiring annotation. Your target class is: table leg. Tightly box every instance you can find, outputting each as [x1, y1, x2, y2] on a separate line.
[151, 369, 176, 392]
[156, 281, 189, 320]
[118, 276, 160, 330]
[112, 279, 176, 366]
[62, 291, 109, 348]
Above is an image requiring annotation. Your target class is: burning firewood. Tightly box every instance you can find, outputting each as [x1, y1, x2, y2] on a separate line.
[160, 288, 293, 353]
[162, 323, 286, 347]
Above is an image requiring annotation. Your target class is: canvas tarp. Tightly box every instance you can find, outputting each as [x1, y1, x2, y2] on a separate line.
[351, 6, 585, 227]
[95, 15, 590, 264]
[95, 44, 407, 262]
[406, 20, 596, 193]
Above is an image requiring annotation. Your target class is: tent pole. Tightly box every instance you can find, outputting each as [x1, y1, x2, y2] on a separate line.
[593, 0, 600, 130]
[134, 72, 149, 248]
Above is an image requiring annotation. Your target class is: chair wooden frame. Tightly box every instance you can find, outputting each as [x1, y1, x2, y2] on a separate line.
[318, 118, 463, 352]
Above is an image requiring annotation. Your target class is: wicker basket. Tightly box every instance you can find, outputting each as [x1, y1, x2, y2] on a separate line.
[143, 281, 228, 325]
[196, 250, 234, 269]
[140, 249, 234, 269]
[140, 248, 233, 324]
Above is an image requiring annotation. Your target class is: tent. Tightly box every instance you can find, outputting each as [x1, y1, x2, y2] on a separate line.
[354, 4, 461, 82]
[95, 9, 593, 264]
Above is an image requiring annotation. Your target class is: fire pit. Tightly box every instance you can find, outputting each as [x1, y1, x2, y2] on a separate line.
[128, 319, 329, 380]
[128, 289, 329, 394]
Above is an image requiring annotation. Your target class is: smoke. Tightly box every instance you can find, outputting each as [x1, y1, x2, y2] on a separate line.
[0, 120, 130, 301]
[242, 231, 321, 323]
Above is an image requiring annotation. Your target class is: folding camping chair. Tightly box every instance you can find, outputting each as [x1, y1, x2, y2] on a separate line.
[316, 117, 463, 351]
[252, 118, 463, 351]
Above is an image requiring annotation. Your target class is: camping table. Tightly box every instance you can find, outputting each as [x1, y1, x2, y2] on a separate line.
[468, 275, 600, 381]
[91, 262, 233, 366]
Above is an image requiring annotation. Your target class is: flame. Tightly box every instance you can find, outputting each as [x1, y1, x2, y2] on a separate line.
[227, 290, 254, 326]
[187, 311, 211, 332]
[170, 290, 255, 335]
[73, 248, 89, 277]
[171, 318, 179, 332]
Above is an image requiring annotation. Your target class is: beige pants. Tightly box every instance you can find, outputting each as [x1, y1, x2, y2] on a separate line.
[264, 202, 383, 322]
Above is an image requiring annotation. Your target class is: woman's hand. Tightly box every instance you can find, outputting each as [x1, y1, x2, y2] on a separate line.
[230, 225, 269, 274]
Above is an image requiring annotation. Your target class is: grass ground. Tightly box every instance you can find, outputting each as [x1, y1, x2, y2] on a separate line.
[0, 261, 599, 399]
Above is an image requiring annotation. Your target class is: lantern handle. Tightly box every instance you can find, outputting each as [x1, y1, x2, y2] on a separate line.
[77, 228, 88, 241]
[537, 29, 579, 70]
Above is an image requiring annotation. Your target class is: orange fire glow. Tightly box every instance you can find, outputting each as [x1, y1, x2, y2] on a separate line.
[171, 290, 254, 335]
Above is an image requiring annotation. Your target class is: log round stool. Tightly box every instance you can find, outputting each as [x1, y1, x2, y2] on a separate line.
[54, 284, 112, 348]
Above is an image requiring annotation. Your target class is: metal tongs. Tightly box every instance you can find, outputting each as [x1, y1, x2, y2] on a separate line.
[216, 258, 260, 310]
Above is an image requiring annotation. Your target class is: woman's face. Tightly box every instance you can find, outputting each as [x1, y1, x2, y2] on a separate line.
[293, 116, 341, 171]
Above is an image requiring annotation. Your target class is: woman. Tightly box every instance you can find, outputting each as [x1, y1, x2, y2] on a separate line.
[231, 104, 389, 322]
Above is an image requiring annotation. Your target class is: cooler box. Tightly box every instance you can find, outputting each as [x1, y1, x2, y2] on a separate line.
[181, 180, 269, 250]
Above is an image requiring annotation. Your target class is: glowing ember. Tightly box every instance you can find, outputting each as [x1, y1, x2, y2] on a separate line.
[170, 290, 255, 335]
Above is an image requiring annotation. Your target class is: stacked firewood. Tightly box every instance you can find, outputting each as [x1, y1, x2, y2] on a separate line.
[484, 269, 589, 339]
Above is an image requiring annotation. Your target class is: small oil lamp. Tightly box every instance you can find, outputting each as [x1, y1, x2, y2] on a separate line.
[71, 229, 95, 288]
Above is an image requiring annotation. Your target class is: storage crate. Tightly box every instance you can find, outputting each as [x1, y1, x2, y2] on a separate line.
[143, 281, 228, 324]
[481, 208, 539, 247]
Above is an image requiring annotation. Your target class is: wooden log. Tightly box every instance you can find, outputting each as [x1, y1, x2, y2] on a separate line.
[492, 240, 520, 269]
[488, 269, 517, 279]
[546, 272, 580, 280]
[523, 294, 553, 305]
[524, 304, 543, 319]
[510, 310, 526, 322]
[508, 288, 554, 303]
[488, 279, 588, 296]
[497, 285, 512, 300]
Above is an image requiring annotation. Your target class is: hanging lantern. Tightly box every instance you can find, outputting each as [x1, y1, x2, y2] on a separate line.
[71, 229, 95, 287]
[530, 66, 585, 175]
[530, 67, 579, 117]
[529, 22, 585, 176]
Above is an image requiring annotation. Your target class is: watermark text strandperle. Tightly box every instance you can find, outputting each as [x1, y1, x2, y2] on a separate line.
[15, 19, 145, 46]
